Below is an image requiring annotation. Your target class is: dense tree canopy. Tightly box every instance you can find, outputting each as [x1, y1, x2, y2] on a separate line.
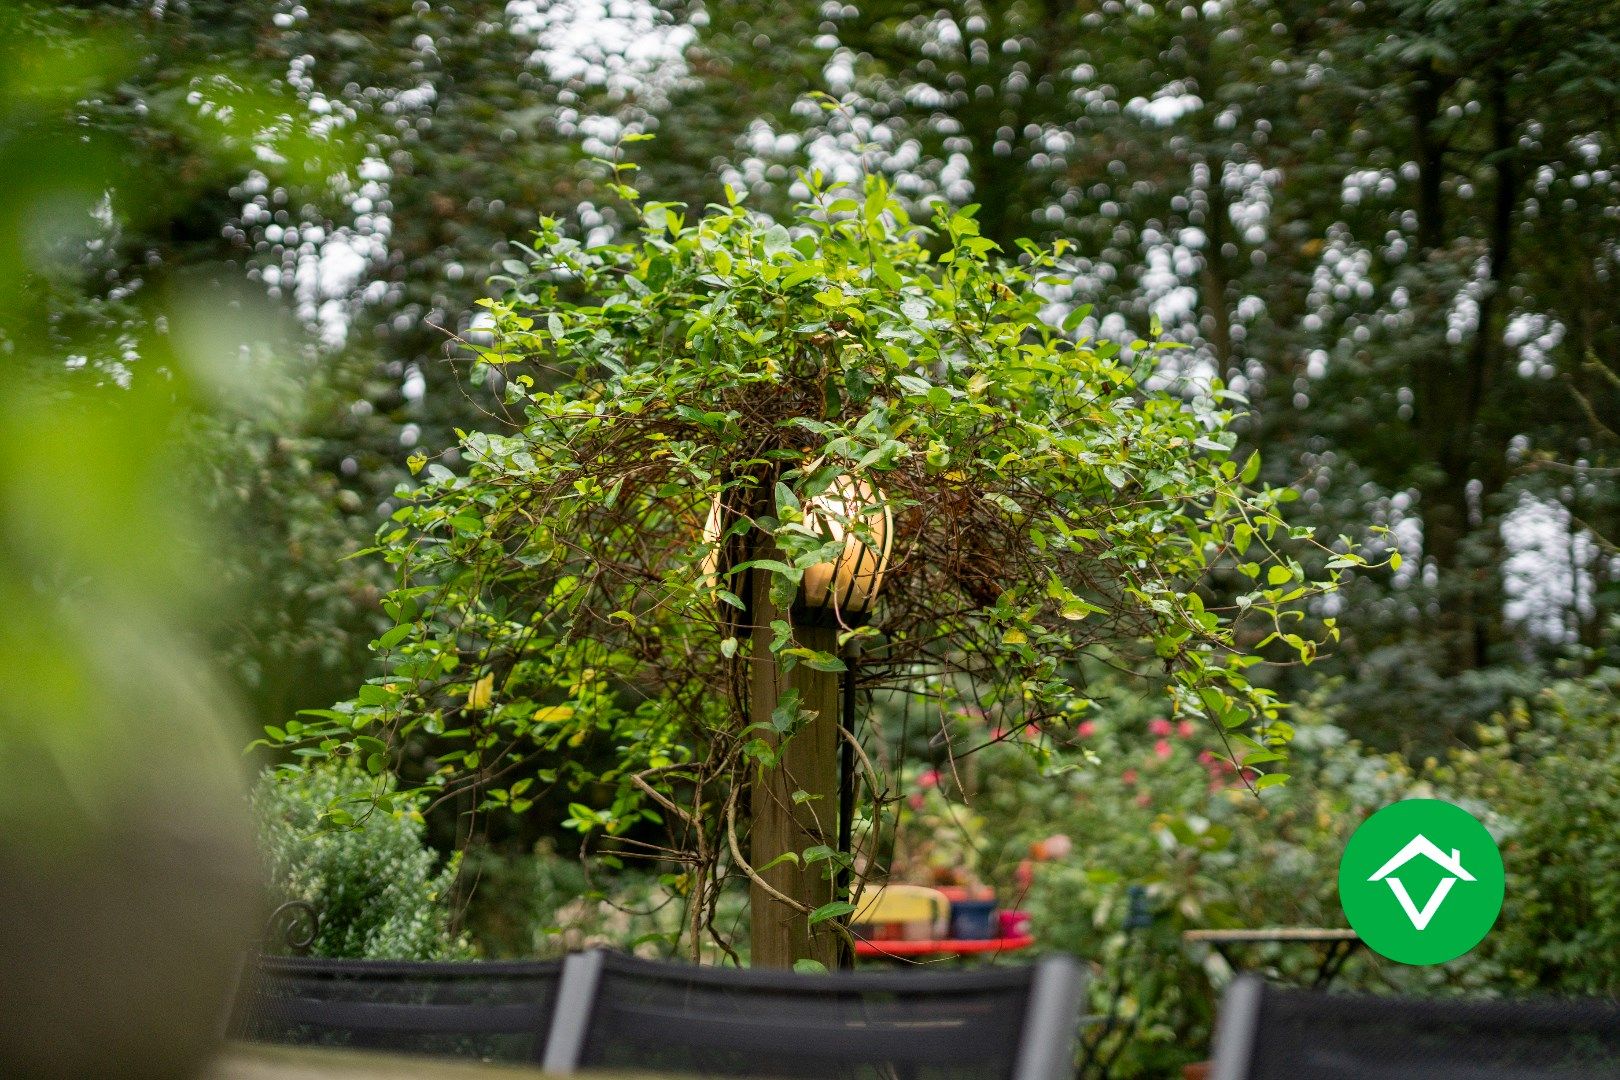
[695, 0, 1620, 739]
[20, 0, 1620, 753]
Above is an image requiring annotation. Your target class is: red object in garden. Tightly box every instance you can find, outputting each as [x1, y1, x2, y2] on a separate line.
[999, 910, 1032, 939]
[853, 934, 1037, 959]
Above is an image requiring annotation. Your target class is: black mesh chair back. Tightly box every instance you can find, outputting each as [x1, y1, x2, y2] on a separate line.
[230, 955, 561, 1064]
[1211, 974, 1620, 1079]
[542, 949, 1085, 1080]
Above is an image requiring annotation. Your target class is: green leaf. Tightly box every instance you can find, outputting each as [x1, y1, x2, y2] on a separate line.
[376, 623, 412, 650]
[802, 844, 849, 866]
[782, 264, 821, 288]
[808, 901, 856, 926]
[763, 224, 792, 257]
[357, 683, 395, 707]
[770, 689, 803, 734]
[800, 650, 846, 672]
[757, 851, 801, 872]
[1062, 304, 1094, 332]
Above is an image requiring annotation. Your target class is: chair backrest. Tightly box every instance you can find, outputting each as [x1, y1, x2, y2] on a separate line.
[543, 949, 1085, 1080]
[230, 955, 561, 1064]
[1210, 974, 1620, 1080]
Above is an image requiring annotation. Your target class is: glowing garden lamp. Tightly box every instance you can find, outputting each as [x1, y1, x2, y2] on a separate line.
[702, 475, 894, 626]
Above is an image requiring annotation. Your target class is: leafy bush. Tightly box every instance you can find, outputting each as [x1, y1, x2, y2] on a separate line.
[456, 840, 592, 960]
[883, 673, 1618, 1075]
[254, 766, 469, 959]
[1431, 671, 1620, 995]
[460, 840, 751, 963]
[958, 707, 1412, 1077]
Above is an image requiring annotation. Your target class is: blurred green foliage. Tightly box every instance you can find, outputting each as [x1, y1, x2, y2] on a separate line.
[1431, 674, 1620, 995]
[0, 2, 387, 732]
[458, 840, 750, 962]
[0, 0, 333, 847]
[0, 6, 361, 1075]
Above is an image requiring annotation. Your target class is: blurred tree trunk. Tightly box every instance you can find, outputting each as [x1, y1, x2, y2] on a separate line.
[1418, 64, 1518, 672]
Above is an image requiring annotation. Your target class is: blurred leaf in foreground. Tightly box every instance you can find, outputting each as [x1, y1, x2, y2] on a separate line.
[0, 6, 357, 1077]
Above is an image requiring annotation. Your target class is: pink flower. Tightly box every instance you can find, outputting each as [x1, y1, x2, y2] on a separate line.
[1043, 834, 1073, 859]
[918, 769, 940, 789]
[1178, 720, 1195, 738]
[1121, 768, 1138, 785]
[1197, 749, 1215, 765]
[1154, 738, 1172, 760]
[1135, 793, 1152, 807]
[1148, 718, 1172, 736]
[909, 793, 926, 811]
[1015, 860, 1034, 889]
[1077, 720, 1097, 738]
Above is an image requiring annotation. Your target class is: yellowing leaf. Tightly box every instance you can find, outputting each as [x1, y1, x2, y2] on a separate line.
[466, 672, 494, 710]
[534, 704, 575, 723]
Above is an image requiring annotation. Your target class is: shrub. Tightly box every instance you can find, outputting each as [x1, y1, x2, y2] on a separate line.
[460, 840, 753, 963]
[254, 766, 469, 959]
[905, 699, 1414, 1077]
[899, 674, 1620, 1075]
[1431, 671, 1620, 995]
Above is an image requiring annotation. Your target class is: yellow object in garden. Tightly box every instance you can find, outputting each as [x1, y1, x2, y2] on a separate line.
[853, 884, 952, 929]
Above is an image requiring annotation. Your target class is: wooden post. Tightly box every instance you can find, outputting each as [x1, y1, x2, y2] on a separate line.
[748, 562, 841, 969]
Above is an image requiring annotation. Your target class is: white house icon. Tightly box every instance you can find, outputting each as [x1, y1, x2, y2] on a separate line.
[1367, 834, 1475, 931]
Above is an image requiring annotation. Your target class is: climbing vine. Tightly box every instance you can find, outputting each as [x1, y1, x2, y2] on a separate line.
[264, 163, 1359, 956]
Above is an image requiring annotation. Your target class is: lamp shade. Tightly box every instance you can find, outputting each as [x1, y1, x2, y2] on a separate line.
[702, 475, 893, 622]
[797, 476, 893, 616]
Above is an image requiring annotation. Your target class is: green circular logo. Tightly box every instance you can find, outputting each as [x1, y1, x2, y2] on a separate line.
[1338, 799, 1504, 965]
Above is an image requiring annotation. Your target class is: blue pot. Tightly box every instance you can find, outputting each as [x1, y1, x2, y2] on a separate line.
[949, 898, 999, 940]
